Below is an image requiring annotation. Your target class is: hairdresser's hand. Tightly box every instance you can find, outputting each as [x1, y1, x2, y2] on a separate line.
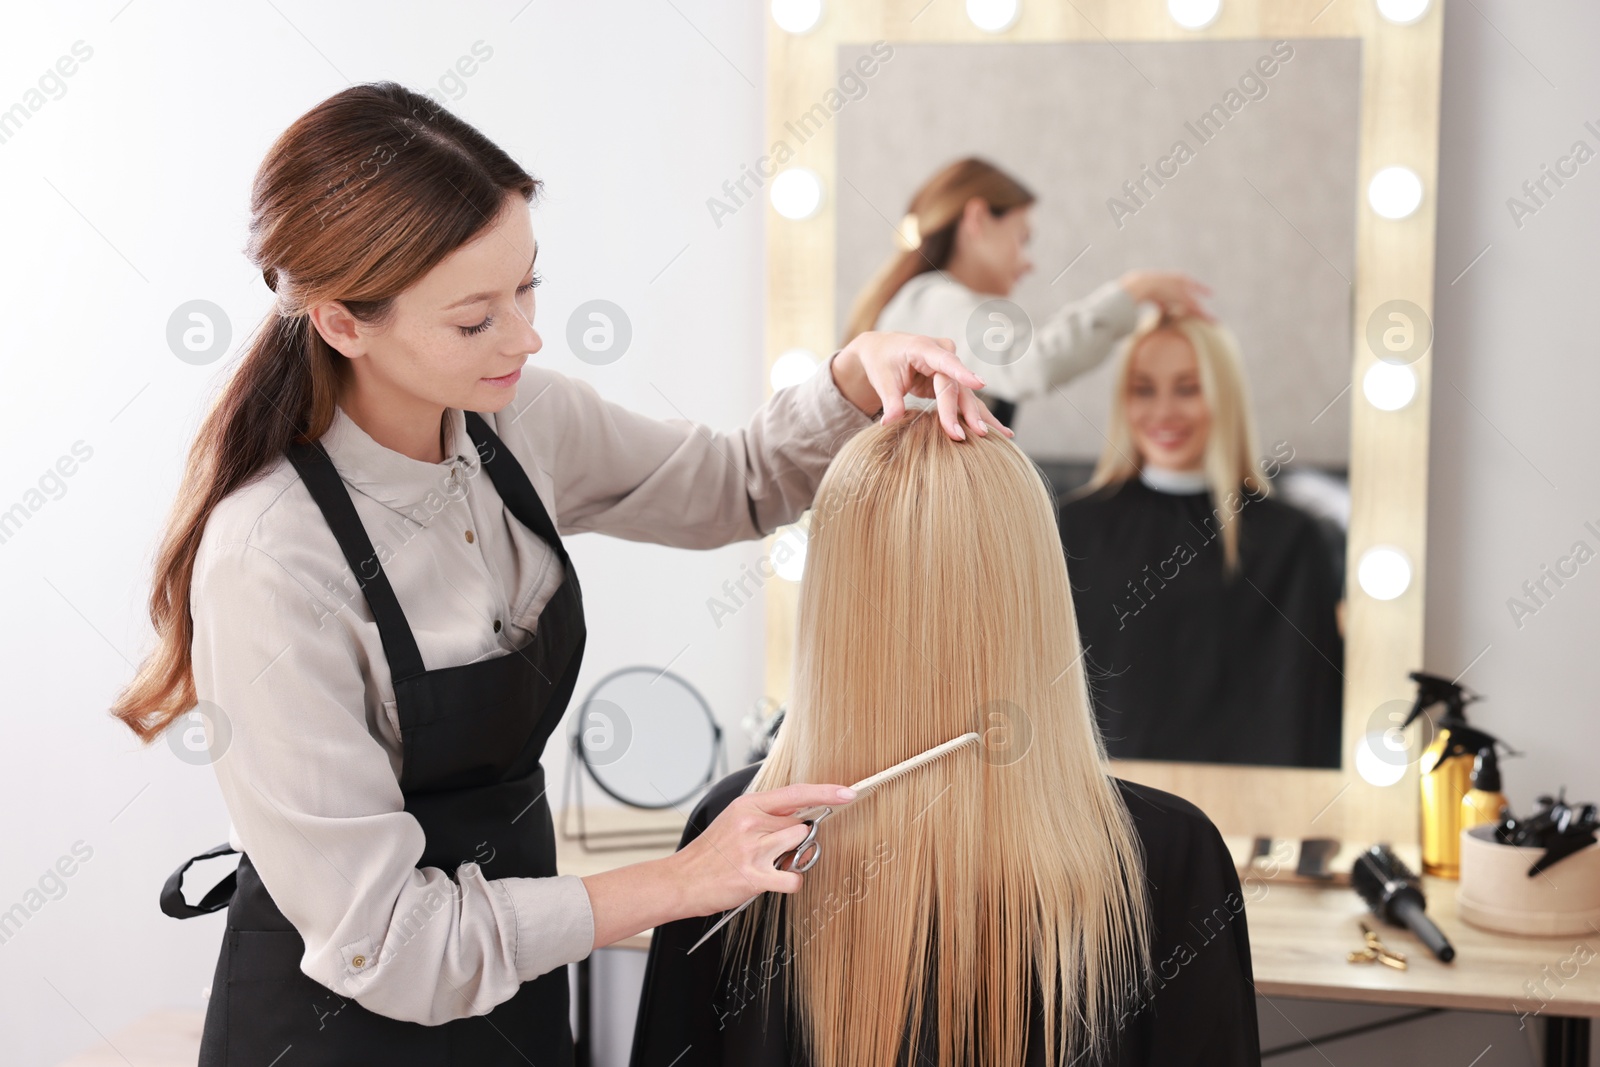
[831, 334, 1014, 441]
[672, 782, 858, 916]
[1118, 270, 1215, 322]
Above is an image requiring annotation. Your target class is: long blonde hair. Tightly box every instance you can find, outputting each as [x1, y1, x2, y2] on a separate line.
[730, 413, 1154, 1067]
[841, 156, 1034, 346]
[1074, 313, 1270, 576]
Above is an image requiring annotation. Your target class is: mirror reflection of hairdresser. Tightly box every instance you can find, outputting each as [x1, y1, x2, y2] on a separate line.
[845, 156, 1215, 429]
[631, 416, 1262, 1067]
[109, 82, 1009, 1066]
[1057, 315, 1345, 770]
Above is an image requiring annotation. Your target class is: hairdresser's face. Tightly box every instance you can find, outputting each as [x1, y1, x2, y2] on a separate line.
[954, 201, 1033, 295]
[327, 192, 543, 416]
[1125, 329, 1210, 473]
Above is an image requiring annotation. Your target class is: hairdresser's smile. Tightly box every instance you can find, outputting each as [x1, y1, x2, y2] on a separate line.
[481, 364, 524, 388]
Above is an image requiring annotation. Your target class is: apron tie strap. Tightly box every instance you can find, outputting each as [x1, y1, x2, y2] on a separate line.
[159, 842, 240, 919]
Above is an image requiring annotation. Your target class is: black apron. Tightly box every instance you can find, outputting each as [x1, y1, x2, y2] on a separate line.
[160, 410, 587, 1066]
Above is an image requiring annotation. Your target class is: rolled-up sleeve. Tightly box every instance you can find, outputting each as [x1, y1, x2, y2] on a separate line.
[505, 352, 875, 547]
[190, 539, 595, 1025]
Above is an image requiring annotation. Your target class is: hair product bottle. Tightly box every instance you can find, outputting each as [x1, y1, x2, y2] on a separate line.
[1461, 745, 1509, 834]
[1404, 672, 1503, 879]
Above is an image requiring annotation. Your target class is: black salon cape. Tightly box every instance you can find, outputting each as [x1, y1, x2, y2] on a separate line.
[1057, 478, 1344, 768]
[628, 763, 1262, 1067]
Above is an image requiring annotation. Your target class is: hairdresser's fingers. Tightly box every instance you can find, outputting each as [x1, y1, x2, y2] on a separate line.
[679, 790, 847, 911]
[853, 332, 982, 429]
[907, 335, 985, 393]
[747, 781, 858, 819]
[1177, 286, 1216, 323]
[930, 371, 969, 441]
[1163, 273, 1216, 322]
[857, 331, 921, 422]
[959, 382, 1013, 438]
[852, 346, 907, 425]
[679, 802, 814, 912]
[756, 821, 817, 880]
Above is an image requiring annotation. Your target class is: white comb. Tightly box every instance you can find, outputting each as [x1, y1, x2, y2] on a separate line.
[789, 730, 982, 821]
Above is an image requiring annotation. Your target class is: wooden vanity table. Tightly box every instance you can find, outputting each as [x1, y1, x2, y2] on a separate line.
[1242, 862, 1597, 1067]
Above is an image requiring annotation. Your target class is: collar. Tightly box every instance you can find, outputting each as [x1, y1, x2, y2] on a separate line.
[318, 404, 483, 528]
[1138, 464, 1209, 495]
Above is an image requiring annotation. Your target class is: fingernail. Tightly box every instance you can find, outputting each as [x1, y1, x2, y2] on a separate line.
[955, 424, 966, 440]
[837, 787, 857, 800]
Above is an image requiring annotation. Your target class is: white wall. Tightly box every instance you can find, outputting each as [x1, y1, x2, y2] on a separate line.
[0, 3, 770, 1065]
[2, 1, 1595, 1065]
[1427, 1, 1600, 812]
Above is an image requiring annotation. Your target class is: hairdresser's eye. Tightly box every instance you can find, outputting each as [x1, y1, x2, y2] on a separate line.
[457, 273, 542, 337]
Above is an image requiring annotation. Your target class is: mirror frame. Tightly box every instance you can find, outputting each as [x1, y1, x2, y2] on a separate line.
[762, 0, 1445, 847]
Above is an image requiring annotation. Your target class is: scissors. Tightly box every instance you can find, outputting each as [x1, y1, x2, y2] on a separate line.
[1346, 920, 1408, 970]
[685, 802, 835, 954]
[682, 733, 982, 955]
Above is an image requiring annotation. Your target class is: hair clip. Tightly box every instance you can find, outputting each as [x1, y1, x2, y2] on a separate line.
[896, 212, 922, 251]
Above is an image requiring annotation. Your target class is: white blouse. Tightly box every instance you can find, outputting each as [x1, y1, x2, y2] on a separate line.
[875, 272, 1139, 404]
[187, 353, 875, 1026]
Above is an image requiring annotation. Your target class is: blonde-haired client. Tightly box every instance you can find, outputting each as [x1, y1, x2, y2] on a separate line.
[1058, 314, 1344, 770]
[630, 413, 1262, 1067]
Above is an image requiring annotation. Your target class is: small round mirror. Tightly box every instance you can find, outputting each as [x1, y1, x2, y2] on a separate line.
[571, 666, 721, 810]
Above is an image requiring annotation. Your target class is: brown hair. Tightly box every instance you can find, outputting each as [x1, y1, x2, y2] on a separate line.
[840, 156, 1034, 346]
[110, 81, 541, 743]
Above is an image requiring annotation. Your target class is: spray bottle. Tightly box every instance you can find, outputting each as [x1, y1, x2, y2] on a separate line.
[1402, 671, 1505, 879]
[1460, 745, 1509, 834]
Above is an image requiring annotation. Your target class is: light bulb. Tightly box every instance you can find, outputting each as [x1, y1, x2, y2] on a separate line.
[770, 349, 820, 391]
[1357, 545, 1412, 601]
[1376, 0, 1430, 25]
[1368, 166, 1424, 219]
[771, 0, 823, 34]
[1363, 361, 1418, 411]
[1168, 0, 1221, 30]
[1356, 731, 1409, 786]
[770, 167, 824, 220]
[966, 0, 1019, 33]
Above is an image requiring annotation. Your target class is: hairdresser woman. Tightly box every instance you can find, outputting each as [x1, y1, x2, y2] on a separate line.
[112, 82, 1005, 1067]
[849, 156, 1214, 428]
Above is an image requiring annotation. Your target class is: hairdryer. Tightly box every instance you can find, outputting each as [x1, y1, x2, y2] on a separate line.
[1351, 844, 1456, 963]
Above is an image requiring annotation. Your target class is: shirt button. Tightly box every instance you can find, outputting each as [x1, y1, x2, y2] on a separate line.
[352, 955, 366, 968]
[493, 619, 502, 632]
[465, 529, 475, 543]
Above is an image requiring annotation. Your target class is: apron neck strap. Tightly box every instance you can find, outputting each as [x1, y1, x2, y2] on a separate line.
[285, 439, 428, 682]
[463, 411, 570, 568]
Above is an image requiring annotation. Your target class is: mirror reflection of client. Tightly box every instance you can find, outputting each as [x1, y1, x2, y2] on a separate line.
[1057, 314, 1344, 769]
[844, 156, 1214, 429]
[630, 415, 1261, 1066]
